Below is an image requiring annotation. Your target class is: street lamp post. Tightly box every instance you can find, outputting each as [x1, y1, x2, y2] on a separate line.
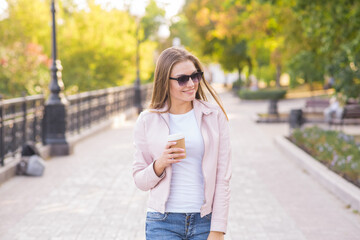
[42, 0, 70, 156]
[134, 20, 142, 114]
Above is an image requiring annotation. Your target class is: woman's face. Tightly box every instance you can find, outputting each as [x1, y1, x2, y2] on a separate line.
[169, 60, 199, 105]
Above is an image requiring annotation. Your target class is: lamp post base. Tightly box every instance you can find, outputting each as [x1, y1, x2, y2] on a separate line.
[42, 103, 70, 156]
[48, 142, 71, 156]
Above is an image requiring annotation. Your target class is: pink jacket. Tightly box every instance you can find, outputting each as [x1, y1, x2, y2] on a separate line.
[132, 99, 232, 233]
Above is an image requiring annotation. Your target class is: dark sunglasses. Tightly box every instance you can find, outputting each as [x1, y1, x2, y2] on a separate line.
[169, 71, 203, 86]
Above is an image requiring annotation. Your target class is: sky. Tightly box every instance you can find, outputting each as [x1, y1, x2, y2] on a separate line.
[0, 0, 7, 14]
[0, 0, 185, 37]
[88, 0, 185, 19]
[85, 0, 186, 38]
[0, 0, 184, 18]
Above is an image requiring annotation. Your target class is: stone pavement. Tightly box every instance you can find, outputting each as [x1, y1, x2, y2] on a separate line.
[1, 89, 360, 240]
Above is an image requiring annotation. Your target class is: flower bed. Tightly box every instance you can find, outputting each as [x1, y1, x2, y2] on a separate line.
[289, 126, 360, 187]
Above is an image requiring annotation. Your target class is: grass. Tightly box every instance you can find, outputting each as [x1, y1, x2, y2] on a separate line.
[286, 88, 334, 99]
[284, 83, 334, 99]
[258, 113, 288, 118]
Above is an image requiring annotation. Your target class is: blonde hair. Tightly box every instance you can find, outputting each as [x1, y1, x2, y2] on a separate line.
[149, 47, 228, 120]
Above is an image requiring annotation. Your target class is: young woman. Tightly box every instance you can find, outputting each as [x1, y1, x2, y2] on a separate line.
[133, 47, 231, 240]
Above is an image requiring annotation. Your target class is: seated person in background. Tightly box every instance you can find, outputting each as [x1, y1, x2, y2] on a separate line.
[324, 95, 344, 123]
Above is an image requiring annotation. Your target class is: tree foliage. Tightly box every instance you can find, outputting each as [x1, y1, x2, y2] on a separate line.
[0, 0, 163, 98]
[0, 0, 51, 97]
[181, 0, 290, 86]
[290, 0, 360, 99]
[175, 0, 360, 99]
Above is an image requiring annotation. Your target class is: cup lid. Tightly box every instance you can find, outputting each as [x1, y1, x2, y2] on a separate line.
[167, 133, 184, 141]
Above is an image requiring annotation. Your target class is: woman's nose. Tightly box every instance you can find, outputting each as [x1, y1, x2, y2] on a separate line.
[186, 77, 195, 87]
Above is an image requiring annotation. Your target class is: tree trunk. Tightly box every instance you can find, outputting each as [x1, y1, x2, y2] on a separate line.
[246, 57, 252, 87]
[276, 64, 281, 88]
[237, 66, 242, 84]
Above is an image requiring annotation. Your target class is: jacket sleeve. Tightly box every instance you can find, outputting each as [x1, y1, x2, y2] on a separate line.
[132, 113, 165, 191]
[210, 110, 232, 234]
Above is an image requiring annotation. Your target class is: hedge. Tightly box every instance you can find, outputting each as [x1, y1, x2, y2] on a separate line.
[238, 88, 287, 100]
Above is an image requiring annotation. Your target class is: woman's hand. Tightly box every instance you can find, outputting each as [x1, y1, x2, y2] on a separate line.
[153, 142, 185, 177]
[207, 231, 224, 240]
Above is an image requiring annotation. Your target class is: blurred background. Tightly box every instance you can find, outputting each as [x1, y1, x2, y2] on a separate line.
[1, 1, 360, 239]
[0, 0, 359, 99]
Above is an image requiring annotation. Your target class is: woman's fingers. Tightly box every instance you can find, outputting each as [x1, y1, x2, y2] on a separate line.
[161, 143, 185, 167]
[167, 153, 185, 159]
[166, 141, 177, 148]
[166, 142, 185, 152]
[166, 147, 185, 154]
[169, 159, 182, 164]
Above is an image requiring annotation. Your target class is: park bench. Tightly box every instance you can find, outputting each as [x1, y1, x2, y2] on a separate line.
[304, 98, 330, 113]
[329, 104, 360, 126]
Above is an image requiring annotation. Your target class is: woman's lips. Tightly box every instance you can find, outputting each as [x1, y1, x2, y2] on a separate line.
[183, 89, 195, 94]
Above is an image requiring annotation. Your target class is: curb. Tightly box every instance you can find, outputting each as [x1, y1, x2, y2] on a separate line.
[0, 107, 138, 186]
[274, 135, 360, 212]
[0, 157, 19, 186]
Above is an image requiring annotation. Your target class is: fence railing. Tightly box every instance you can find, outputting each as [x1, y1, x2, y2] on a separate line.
[0, 95, 45, 166]
[66, 86, 133, 135]
[0, 83, 153, 166]
[66, 84, 152, 135]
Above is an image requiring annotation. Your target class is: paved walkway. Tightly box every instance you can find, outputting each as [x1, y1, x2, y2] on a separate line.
[0, 89, 360, 240]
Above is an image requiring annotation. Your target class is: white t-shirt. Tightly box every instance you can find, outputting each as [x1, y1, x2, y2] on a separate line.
[165, 109, 205, 213]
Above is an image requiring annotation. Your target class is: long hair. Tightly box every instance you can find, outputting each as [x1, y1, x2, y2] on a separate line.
[149, 47, 228, 120]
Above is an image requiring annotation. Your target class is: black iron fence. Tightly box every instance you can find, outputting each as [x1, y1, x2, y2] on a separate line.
[0, 83, 153, 166]
[66, 84, 152, 135]
[141, 83, 153, 108]
[0, 95, 45, 166]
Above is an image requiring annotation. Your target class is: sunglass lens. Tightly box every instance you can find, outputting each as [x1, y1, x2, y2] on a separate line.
[177, 76, 190, 86]
[191, 72, 202, 82]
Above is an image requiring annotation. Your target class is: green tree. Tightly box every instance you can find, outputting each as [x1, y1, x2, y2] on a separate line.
[177, 0, 359, 100]
[0, 42, 50, 97]
[135, 0, 165, 84]
[180, 0, 290, 87]
[0, 0, 165, 97]
[287, 50, 325, 89]
[139, 0, 165, 43]
[294, 0, 360, 99]
[0, 0, 50, 97]
[183, 0, 251, 82]
[57, 1, 139, 93]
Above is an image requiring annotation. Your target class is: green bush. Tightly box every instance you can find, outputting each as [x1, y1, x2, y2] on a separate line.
[290, 126, 360, 186]
[232, 78, 243, 90]
[238, 88, 287, 100]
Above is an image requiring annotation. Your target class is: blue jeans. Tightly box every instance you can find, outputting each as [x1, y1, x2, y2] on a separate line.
[146, 212, 212, 240]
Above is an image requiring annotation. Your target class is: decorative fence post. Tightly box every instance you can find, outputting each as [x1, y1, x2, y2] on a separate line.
[22, 93, 27, 146]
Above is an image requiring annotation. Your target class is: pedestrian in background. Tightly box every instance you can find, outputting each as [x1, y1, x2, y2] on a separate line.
[133, 47, 232, 240]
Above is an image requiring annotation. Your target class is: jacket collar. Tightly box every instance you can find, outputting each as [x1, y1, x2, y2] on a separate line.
[193, 99, 214, 116]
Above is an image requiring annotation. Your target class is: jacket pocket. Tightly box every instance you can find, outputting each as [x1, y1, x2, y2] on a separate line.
[146, 212, 168, 221]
